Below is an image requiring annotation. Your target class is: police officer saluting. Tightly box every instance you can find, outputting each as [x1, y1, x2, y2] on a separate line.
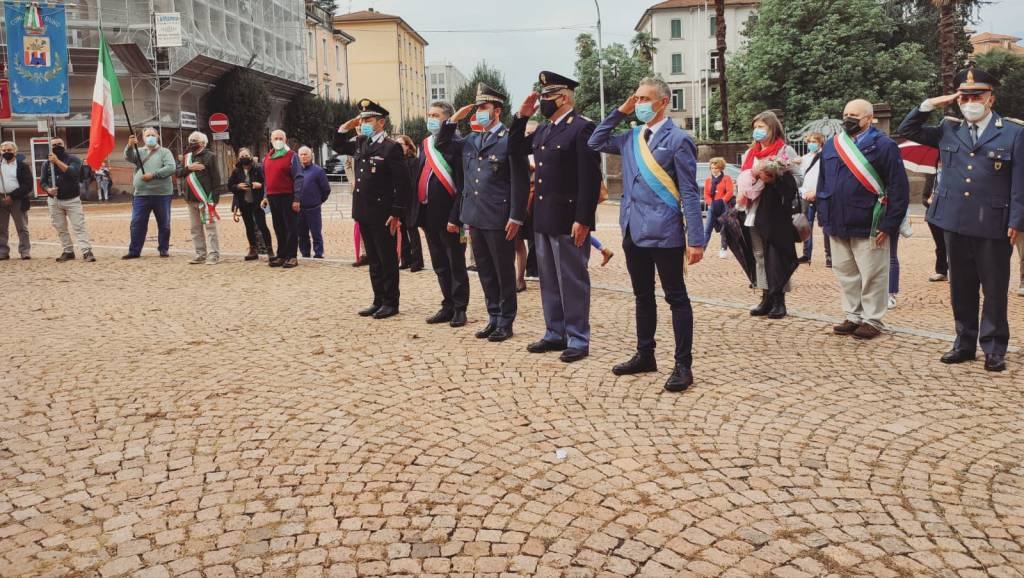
[898, 65, 1024, 372]
[334, 99, 413, 320]
[510, 71, 602, 362]
[438, 83, 529, 342]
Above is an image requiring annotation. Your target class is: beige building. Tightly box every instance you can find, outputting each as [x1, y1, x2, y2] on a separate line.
[333, 8, 428, 130]
[306, 1, 356, 102]
[970, 32, 1024, 57]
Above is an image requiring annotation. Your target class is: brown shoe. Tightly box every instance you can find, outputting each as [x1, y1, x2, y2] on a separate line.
[852, 323, 882, 340]
[833, 320, 859, 335]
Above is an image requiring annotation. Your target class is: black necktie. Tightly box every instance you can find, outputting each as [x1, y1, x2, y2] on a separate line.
[970, 124, 978, 145]
[643, 128, 653, 143]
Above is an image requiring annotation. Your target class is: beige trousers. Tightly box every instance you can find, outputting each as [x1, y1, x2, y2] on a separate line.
[830, 235, 890, 328]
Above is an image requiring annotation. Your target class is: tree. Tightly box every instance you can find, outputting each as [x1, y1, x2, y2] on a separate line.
[400, 117, 429, 146]
[316, 0, 337, 13]
[283, 92, 329, 151]
[714, 0, 729, 140]
[883, 0, 981, 95]
[206, 68, 271, 154]
[452, 62, 512, 133]
[974, 50, 1024, 120]
[726, 0, 932, 136]
[631, 31, 658, 65]
[574, 33, 652, 123]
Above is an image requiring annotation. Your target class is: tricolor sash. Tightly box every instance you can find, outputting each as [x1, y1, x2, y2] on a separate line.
[184, 151, 220, 225]
[419, 136, 456, 202]
[632, 126, 681, 217]
[834, 132, 887, 237]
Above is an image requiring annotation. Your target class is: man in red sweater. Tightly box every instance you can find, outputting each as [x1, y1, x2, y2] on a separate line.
[261, 129, 304, 269]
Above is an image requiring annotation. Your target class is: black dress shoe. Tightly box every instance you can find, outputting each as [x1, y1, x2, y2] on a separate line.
[797, 255, 811, 264]
[56, 252, 75, 262]
[527, 339, 567, 353]
[426, 309, 454, 324]
[940, 349, 977, 364]
[612, 352, 658, 376]
[373, 306, 399, 319]
[475, 323, 497, 339]
[399, 263, 411, 270]
[122, 254, 140, 260]
[159, 252, 169, 258]
[750, 290, 771, 316]
[664, 364, 694, 392]
[560, 348, 589, 363]
[985, 354, 1006, 372]
[450, 310, 467, 327]
[488, 327, 513, 342]
[269, 258, 284, 268]
[359, 305, 381, 317]
[410, 264, 424, 272]
[767, 295, 787, 319]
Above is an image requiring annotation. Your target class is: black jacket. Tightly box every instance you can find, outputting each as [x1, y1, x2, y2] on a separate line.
[414, 135, 465, 233]
[332, 132, 411, 224]
[40, 152, 82, 199]
[177, 148, 222, 204]
[753, 171, 800, 247]
[227, 163, 266, 212]
[0, 156, 34, 212]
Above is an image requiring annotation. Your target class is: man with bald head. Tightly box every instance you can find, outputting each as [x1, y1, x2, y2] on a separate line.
[815, 99, 909, 340]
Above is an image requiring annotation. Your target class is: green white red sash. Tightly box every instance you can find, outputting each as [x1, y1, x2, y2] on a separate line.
[834, 132, 887, 237]
[419, 136, 456, 202]
[184, 151, 220, 225]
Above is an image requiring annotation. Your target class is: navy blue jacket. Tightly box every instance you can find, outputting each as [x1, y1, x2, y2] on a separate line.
[295, 163, 331, 208]
[415, 134, 464, 233]
[816, 127, 909, 238]
[509, 110, 602, 236]
[898, 108, 1024, 239]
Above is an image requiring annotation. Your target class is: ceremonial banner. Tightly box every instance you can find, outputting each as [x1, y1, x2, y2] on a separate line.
[3, 1, 70, 115]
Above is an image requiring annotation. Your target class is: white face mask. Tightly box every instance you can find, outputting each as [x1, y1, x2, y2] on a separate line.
[960, 102, 987, 123]
[272, 139, 286, 151]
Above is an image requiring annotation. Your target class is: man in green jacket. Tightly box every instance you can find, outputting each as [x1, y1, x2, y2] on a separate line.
[123, 127, 176, 259]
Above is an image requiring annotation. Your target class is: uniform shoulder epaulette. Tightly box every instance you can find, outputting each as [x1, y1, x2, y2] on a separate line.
[942, 116, 963, 125]
[1004, 117, 1024, 126]
[580, 115, 593, 123]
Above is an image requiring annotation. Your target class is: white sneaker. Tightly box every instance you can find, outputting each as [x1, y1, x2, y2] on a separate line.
[205, 256, 220, 265]
[718, 249, 728, 259]
[928, 273, 947, 282]
[1017, 285, 1024, 296]
[888, 294, 897, 309]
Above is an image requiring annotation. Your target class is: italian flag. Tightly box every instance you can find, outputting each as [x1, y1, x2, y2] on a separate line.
[86, 34, 123, 170]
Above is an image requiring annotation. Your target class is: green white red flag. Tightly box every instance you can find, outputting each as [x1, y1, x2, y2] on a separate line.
[86, 34, 123, 170]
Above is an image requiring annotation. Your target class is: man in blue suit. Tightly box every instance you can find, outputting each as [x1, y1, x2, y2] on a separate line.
[438, 83, 530, 342]
[588, 76, 706, 392]
[898, 65, 1024, 371]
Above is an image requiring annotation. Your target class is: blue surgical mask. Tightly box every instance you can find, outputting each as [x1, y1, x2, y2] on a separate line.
[144, 135, 158, 147]
[360, 123, 375, 137]
[752, 128, 768, 142]
[426, 118, 442, 135]
[635, 102, 656, 123]
[474, 110, 491, 127]
[807, 142, 819, 153]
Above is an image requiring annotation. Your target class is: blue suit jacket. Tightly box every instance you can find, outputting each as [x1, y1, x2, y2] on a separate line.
[588, 110, 704, 249]
[897, 108, 1024, 239]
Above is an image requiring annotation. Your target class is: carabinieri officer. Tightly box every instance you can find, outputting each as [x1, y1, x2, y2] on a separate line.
[510, 71, 602, 363]
[334, 99, 413, 320]
[898, 64, 1024, 372]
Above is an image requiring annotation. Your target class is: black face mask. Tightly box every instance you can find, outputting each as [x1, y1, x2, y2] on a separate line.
[52, 146, 66, 157]
[539, 98, 560, 119]
[1, 152, 14, 161]
[189, 142, 201, 151]
[240, 158, 253, 165]
[843, 117, 863, 136]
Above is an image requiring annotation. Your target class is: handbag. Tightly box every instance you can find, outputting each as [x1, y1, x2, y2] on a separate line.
[792, 213, 811, 243]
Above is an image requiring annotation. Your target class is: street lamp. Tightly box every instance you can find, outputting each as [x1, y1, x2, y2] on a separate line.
[594, 0, 607, 181]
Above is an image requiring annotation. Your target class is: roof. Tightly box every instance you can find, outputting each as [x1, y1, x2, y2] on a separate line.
[333, 9, 428, 46]
[635, 0, 760, 32]
[970, 32, 1022, 44]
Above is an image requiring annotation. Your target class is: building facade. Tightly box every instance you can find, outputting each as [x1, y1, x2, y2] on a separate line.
[970, 32, 1024, 56]
[305, 1, 355, 102]
[333, 8, 428, 130]
[635, 0, 759, 134]
[427, 62, 468, 104]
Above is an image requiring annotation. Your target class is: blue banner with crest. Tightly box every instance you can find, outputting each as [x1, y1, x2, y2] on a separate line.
[3, 1, 70, 115]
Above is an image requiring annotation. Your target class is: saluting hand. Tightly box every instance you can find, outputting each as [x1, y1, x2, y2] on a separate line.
[619, 95, 639, 115]
[519, 92, 540, 118]
[927, 92, 960, 109]
[452, 104, 475, 123]
[340, 117, 361, 133]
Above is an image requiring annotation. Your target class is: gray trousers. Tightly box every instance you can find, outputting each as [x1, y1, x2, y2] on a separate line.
[187, 202, 220, 259]
[1016, 234, 1024, 288]
[536, 232, 592, 350]
[749, 227, 790, 293]
[0, 202, 30, 258]
[830, 235, 890, 329]
[47, 196, 92, 253]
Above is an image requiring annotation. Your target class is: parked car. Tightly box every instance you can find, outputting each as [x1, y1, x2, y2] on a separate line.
[324, 154, 348, 183]
[695, 162, 741, 212]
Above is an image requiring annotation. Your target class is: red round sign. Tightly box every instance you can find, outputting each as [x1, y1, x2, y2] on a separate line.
[209, 113, 229, 133]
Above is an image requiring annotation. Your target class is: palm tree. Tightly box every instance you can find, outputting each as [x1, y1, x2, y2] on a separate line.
[932, 0, 959, 96]
[631, 32, 658, 65]
[715, 0, 729, 139]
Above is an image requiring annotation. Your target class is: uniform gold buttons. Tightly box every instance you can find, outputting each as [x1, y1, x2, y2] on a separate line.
[967, 165, 973, 170]
[964, 192, 971, 197]
[965, 177, 972, 183]
[970, 152, 976, 157]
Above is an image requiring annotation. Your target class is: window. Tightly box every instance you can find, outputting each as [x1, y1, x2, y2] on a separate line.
[671, 53, 683, 75]
[325, 84, 330, 100]
[431, 88, 440, 100]
[709, 51, 719, 72]
[671, 89, 684, 111]
[322, 38, 327, 67]
[335, 45, 340, 71]
[670, 18, 681, 39]
[709, 15, 717, 37]
[438, 88, 445, 100]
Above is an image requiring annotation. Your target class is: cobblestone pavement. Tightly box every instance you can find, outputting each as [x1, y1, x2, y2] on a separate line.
[1, 197, 1023, 578]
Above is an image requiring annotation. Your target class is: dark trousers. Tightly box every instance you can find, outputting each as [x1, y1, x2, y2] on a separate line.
[803, 202, 831, 260]
[360, 218, 400, 308]
[622, 230, 694, 368]
[471, 227, 517, 329]
[928, 221, 948, 275]
[889, 234, 900, 294]
[525, 237, 538, 277]
[703, 199, 729, 250]
[944, 230, 1012, 356]
[401, 221, 424, 268]
[298, 205, 324, 257]
[128, 195, 172, 255]
[237, 198, 273, 255]
[268, 194, 299, 260]
[423, 226, 469, 312]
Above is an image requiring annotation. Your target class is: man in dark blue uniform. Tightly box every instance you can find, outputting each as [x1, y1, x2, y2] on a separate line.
[438, 83, 530, 342]
[333, 99, 412, 320]
[510, 71, 602, 362]
[898, 65, 1024, 371]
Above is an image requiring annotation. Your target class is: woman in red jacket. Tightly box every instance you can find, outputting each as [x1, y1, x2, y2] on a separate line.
[702, 157, 734, 258]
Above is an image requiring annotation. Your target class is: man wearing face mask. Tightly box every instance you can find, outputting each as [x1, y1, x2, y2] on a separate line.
[334, 99, 411, 319]
[261, 129, 304, 269]
[123, 127, 176, 259]
[414, 100, 469, 327]
[509, 71, 601, 363]
[0, 141, 33, 261]
[816, 99, 908, 341]
[437, 83, 530, 342]
[588, 77, 706, 393]
[41, 138, 95, 262]
[898, 65, 1024, 371]
[177, 131, 223, 265]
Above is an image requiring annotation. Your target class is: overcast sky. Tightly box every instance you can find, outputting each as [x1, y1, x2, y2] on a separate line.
[341, 0, 1024, 106]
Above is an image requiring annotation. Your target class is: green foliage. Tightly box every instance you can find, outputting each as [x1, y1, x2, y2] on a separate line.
[726, 0, 932, 136]
[574, 33, 652, 123]
[631, 31, 658, 64]
[974, 51, 1024, 120]
[206, 68, 271, 154]
[283, 92, 329, 151]
[400, 117, 430, 146]
[883, 0, 979, 93]
[452, 62, 512, 133]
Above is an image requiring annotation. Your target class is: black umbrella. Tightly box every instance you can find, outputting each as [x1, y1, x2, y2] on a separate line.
[717, 208, 756, 285]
